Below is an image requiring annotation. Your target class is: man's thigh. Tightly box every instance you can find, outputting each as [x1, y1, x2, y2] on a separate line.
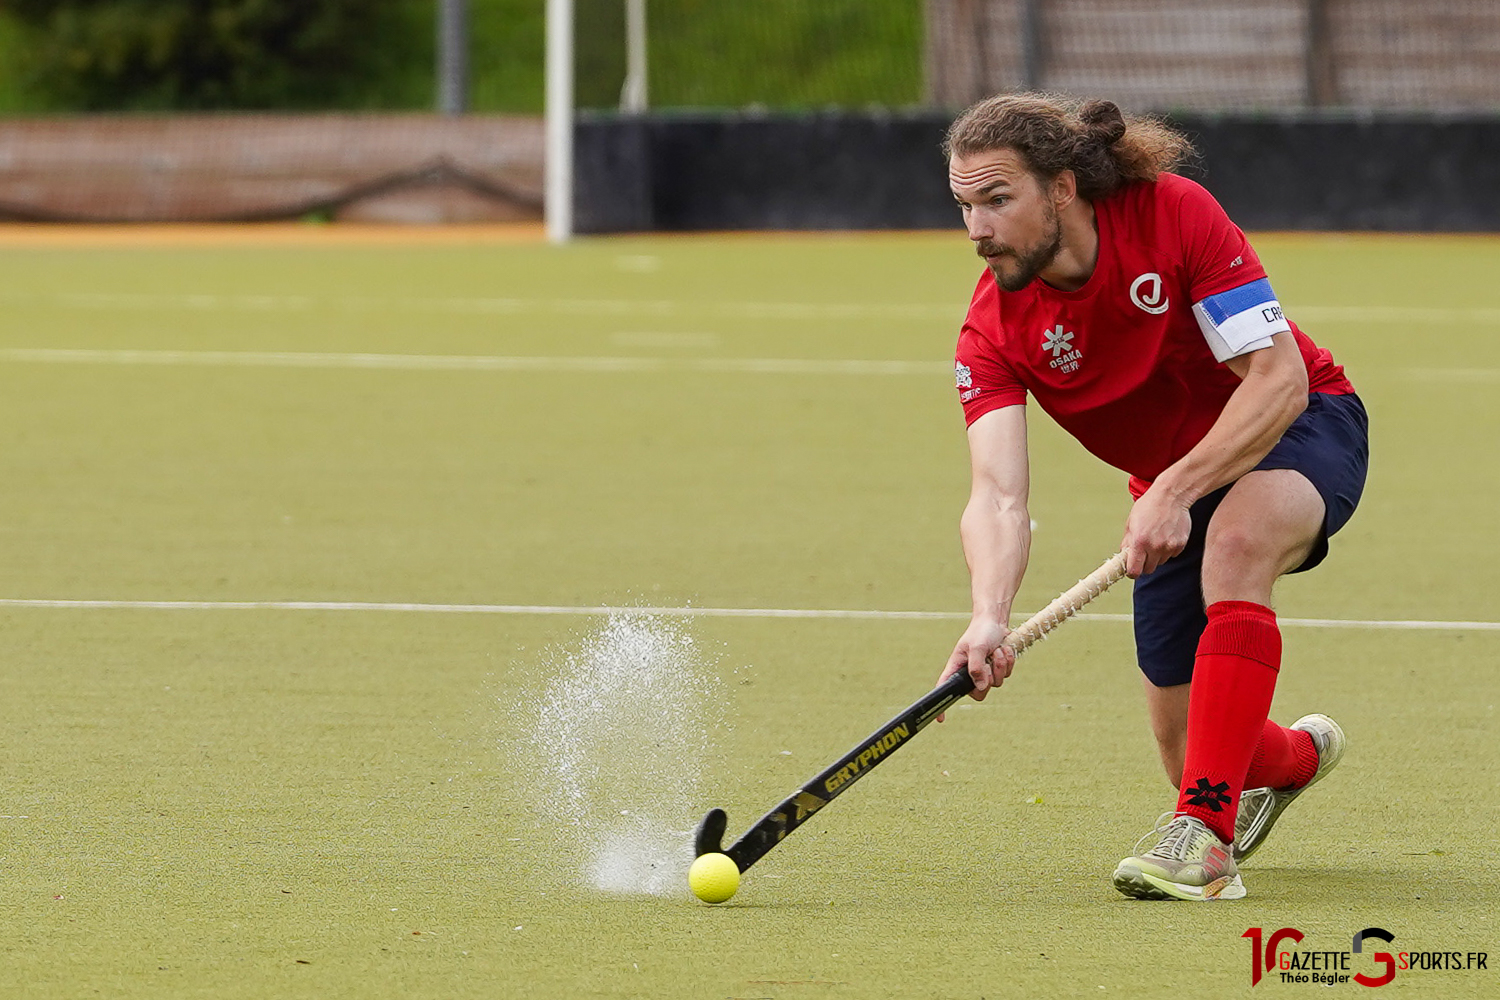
[1201, 469, 1326, 605]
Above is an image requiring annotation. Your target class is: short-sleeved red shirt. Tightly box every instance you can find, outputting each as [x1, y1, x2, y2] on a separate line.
[955, 174, 1352, 493]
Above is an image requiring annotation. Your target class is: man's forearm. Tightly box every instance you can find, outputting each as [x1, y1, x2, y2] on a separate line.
[1151, 342, 1308, 506]
[961, 495, 1032, 621]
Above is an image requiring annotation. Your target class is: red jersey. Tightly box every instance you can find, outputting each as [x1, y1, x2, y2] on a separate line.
[955, 174, 1352, 493]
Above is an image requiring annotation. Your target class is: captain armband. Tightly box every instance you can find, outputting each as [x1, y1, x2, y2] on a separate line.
[1192, 278, 1293, 363]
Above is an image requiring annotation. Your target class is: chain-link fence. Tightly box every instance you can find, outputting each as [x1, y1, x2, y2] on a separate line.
[926, 1, 1500, 112]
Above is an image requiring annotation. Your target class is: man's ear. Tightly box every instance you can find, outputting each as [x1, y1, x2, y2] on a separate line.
[1051, 169, 1078, 210]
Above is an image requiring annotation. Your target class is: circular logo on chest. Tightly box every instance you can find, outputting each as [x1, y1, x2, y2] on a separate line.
[1129, 273, 1170, 315]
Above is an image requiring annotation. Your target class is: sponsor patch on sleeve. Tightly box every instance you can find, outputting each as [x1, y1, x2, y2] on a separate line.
[1192, 277, 1292, 362]
[955, 361, 984, 401]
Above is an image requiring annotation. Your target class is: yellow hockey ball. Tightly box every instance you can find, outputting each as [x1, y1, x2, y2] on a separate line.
[688, 852, 740, 903]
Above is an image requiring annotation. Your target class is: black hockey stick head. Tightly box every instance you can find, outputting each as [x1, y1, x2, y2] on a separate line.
[694, 808, 728, 857]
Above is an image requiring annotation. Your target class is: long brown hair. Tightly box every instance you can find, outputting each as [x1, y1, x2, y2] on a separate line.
[943, 93, 1195, 199]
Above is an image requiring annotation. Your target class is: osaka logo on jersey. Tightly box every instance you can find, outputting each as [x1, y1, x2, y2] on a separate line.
[1042, 324, 1082, 373]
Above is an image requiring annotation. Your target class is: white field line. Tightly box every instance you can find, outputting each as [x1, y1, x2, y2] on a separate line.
[3, 348, 1493, 384]
[1291, 305, 1500, 325]
[0, 348, 942, 376]
[0, 291, 961, 322]
[0, 598, 1494, 631]
[1404, 368, 1500, 383]
[3, 290, 1499, 325]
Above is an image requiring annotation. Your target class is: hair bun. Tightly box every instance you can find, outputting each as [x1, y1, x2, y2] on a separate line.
[1080, 99, 1126, 146]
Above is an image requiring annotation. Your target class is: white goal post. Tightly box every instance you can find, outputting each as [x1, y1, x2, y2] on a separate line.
[544, 0, 574, 243]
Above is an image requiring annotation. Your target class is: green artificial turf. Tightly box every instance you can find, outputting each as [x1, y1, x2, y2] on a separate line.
[0, 232, 1496, 998]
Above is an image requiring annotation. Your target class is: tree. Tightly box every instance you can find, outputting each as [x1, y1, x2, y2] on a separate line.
[1, 0, 425, 110]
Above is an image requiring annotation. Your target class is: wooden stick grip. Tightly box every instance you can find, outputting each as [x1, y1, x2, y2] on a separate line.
[1002, 551, 1128, 655]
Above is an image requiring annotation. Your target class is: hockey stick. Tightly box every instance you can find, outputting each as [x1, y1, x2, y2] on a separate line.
[693, 551, 1129, 873]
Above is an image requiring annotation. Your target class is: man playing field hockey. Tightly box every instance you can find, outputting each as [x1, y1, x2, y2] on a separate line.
[936, 94, 1368, 900]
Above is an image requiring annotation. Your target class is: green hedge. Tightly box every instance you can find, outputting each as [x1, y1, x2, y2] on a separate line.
[0, 0, 920, 113]
[0, 1, 429, 110]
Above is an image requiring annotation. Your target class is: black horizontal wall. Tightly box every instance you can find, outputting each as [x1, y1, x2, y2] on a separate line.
[575, 110, 1500, 233]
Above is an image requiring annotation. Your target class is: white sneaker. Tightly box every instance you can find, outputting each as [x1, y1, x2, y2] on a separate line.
[1113, 813, 1246, 901]
[1233, 714, 1346, 863]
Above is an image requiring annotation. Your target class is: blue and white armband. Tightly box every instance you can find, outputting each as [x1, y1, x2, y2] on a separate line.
[1192, 278, 1293, 363]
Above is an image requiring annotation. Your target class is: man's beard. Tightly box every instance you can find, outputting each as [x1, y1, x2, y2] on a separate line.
[977, 207, 1063, 292]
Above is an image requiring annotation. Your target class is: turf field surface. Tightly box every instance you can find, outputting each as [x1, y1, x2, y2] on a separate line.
[0, 230, 1495, 998]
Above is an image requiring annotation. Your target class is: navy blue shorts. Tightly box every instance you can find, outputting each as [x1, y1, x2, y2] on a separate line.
[1133, 392, 1369, 687]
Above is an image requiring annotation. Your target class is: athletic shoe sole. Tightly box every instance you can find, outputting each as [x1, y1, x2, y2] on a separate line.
[1233, 713, 1346, 863]
[1112, 864, 1247, 901]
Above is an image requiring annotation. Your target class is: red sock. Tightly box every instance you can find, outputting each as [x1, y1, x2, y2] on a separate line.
[1245, 719, 1319, 790]
[1176, 601, 1282, 843]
